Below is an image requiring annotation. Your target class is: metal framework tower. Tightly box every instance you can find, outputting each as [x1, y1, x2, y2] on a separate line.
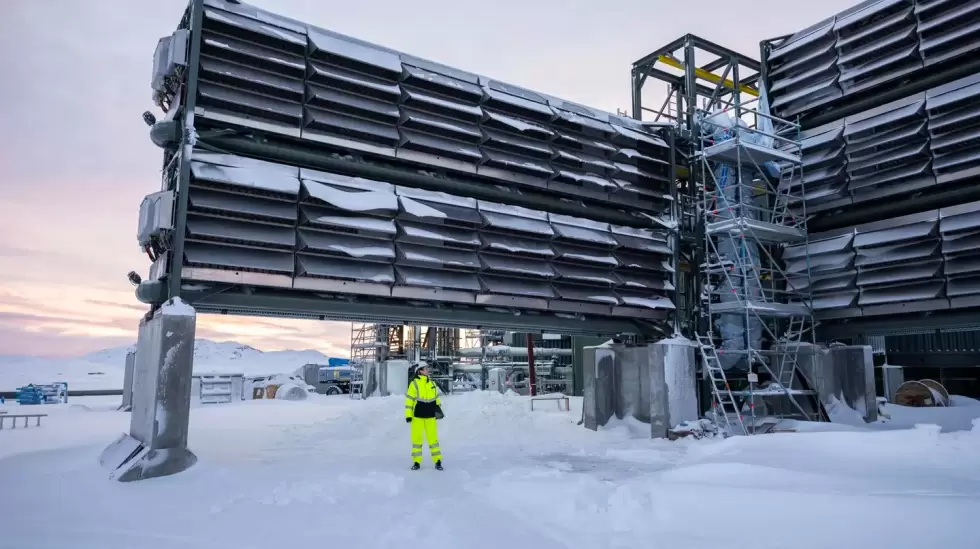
[349, 322, 384, 399]
[632, 35, 825, 434]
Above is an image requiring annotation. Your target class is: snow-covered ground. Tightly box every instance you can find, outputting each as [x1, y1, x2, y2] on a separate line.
[0, 340, 330, 391]
[2, 392, 979, 549]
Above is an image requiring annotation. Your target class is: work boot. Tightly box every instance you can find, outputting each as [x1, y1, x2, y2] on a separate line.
[434, 461, 443, 471]
[411, 463, 421, 471]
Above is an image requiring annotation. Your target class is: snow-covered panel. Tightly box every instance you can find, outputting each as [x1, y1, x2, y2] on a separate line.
[191, 154, 301, 196]
[480, 234, 555, 258]
[300, 169, 394, 193]
[302, 179, 398, 214]
[308, 62, 401, 98]
[297, 229, 395, 261]
[306, 27, 402, 75]
[395, 242, 481, 270]
[552, 284, 621, 304]
[483, 110, 554, 137]
[616, 272, 673, 291]
[295, 254, 395, 283]
[552, 243, 619, 266]
[398, 196, 482, 226]
[552, 264, 620, 287]
[395, 186, 478, 209]
[614, 251, 670, 273]
[394, 266, 481, 291]
[480, 254, 555, 278]
[203, 7, 307, 48]
[402, 64, 483, 100]
[479, 275, 555, 298]
[481, 212, 554, 237]
[616, 294, 676, 310]
[611, 228, 671, 255]
[397, 222, 481, 248]
[482, 87, 554, 120]
[550, 219, 618, 247]
[302, 207, 398, 236]
[403, 89, 483, 121]
[401, 109, 483, 142]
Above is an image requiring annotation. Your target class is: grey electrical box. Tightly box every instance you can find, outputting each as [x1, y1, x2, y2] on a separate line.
[137, 190, 175, 248]
[151, 29, 188, 95]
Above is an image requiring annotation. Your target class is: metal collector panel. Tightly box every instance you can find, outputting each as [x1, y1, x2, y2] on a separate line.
[190, 0, 672, 213]
[180, 149, 676, 322]
[765, 0, 980, 125]
[786, 199, 980, 319]
[154, 0, 680, 334]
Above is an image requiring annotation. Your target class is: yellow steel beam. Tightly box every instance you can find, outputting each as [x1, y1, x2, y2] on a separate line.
[658, 54, 758, 97]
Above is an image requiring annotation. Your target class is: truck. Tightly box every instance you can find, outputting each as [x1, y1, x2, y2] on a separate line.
[314, 358, 354, 396]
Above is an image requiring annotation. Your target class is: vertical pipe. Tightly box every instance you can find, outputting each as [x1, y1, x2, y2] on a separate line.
[667, 130, 681, 336]
[526, 333, 538, 396]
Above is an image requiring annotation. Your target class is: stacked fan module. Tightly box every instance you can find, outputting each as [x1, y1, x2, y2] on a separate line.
[173, 0, 676, 326]
[767, 0, 980, 119]
[770, 0, 980, 320]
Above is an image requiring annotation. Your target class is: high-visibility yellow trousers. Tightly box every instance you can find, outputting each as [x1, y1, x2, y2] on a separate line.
[410, 417, 441, 464]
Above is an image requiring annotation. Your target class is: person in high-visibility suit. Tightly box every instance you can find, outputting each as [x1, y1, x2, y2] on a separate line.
[405, 362, 444, 470]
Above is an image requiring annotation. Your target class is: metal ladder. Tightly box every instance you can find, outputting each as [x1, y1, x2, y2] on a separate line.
[696, 333, 749, 436]
[349, 364, 364, 400]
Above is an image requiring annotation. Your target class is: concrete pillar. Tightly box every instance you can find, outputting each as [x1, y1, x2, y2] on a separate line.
[487, 367, 506, 394]
[881, 364, 904, 403]
[619, 346, 650, 422]
[582, 345, 617, 431]
[644, 344, 671, 439]
[119, 350, 136, 411]
[806, 345, 877, 423]
[100, 297, 198, 482]
[657, 339, 698, 428]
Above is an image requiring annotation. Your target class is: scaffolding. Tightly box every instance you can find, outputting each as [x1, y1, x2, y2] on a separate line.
[349, 323, 384, 399]
[349, 323, 462, 396]
[633, 35, 826, 434]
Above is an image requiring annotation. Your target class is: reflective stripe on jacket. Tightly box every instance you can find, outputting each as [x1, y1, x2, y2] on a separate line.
[405, 375, 442, 419]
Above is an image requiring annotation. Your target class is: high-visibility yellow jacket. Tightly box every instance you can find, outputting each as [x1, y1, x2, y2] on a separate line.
[405, 374, 442, 419]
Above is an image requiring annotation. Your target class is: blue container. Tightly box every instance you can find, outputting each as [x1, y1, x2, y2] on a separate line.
[16, 385, 45, 405]
[327, 357, 350, 367]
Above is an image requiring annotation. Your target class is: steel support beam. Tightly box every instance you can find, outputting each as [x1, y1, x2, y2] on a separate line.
[165, 0, 205, 300]
[185, 289, 664, 337]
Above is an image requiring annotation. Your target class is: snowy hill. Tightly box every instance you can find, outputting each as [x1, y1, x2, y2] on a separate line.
[0, 340, 334, 391]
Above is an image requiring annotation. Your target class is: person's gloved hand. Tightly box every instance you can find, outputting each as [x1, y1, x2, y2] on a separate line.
[435, 408, 445, 420]
[405, 417, 412, 424]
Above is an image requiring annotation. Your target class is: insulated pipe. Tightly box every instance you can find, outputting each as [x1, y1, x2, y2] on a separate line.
[201, 135, 660, 230]
[457, 346, 573, 357]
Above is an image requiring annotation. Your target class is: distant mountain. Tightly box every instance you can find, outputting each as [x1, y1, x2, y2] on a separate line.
[0, 339, 337, 391]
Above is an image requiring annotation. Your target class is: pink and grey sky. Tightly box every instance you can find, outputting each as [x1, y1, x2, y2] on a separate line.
[0, 0, 854, 357]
